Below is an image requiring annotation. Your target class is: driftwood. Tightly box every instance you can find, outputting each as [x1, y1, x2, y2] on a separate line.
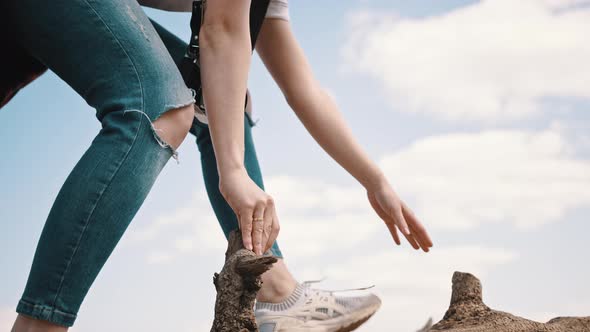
[211, 230, 278, 332]
[431, 271, 590, 332]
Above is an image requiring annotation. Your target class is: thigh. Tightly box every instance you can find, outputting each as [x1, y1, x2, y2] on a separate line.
[150, 19, 188, 68]
[5, 0, 193, 120]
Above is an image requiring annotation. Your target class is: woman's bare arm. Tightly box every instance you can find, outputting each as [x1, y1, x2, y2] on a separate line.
[256, 19, 386, 194]
[200, 0, 280, 255]
[200, 0, 251, 175]
[256, 18, 433, 251]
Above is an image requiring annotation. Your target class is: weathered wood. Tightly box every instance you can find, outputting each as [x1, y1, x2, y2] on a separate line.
[211, 230, 278, 332]
[431, 271, 590, 332]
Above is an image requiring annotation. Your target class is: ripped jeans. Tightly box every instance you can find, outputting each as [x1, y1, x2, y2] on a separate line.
[5, 0, 195, 327]
[5, 0, 282, 327]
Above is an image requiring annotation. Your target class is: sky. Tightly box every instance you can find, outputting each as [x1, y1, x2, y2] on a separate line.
[1, 0, 589, 331]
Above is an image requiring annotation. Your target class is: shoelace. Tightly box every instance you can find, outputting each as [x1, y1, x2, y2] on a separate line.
[301, 277, 375, 297]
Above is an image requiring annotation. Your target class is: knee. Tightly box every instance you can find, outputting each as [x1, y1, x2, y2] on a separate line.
[152, 104, 195, 150]
[170, 104, 195, 135]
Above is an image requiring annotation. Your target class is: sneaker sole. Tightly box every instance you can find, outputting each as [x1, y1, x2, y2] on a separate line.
[275, 300, 382, 332]
[334, 312, 376, 332]
[328, 301, 381, 332]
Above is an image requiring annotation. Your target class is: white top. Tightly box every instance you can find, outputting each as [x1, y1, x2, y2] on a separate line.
[266, 0, 289, 21]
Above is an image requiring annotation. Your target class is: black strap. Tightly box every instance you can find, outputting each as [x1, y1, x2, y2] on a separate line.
[180, 0, 270, 113]
[249, 0, 271, 50]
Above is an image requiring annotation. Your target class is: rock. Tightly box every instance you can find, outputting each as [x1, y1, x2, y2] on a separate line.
[417, 318, 434, 332]
[431, 271, 590, 332]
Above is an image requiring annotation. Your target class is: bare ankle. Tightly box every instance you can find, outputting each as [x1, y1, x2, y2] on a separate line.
[257, 259, 298, 303]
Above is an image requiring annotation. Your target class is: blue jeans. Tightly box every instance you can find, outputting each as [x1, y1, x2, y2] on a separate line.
[5, 0, 281, 327]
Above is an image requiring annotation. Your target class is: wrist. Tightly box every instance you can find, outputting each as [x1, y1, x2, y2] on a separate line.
[219, 163, 247, 179]
[362, 169, 389, 192]
[218, 165, 248, 198]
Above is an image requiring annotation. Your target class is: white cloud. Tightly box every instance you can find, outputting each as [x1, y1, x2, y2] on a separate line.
[379, 128, 590, 229]
[343, 0, 590, 122]
[126, 191, 227, 264]
[323, 246, 516, 291]
[125, 193, 214, 245]
[265, 176, 382, 259]
[265, 175, 368, 215]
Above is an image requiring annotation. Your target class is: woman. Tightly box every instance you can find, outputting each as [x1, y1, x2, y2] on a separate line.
[149, 0, 434, 330]
[8, 1, 432, 332]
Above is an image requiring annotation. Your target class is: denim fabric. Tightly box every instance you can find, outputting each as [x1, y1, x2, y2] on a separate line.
[151, 20, 284, 258]
[5, 0, 195, 327]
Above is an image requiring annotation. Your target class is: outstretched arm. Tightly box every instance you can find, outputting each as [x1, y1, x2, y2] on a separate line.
[256, 18, 432, 252]
[199, 0, 280, 255]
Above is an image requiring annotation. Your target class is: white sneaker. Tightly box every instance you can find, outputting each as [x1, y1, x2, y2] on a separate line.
[255, 280, 381, 332]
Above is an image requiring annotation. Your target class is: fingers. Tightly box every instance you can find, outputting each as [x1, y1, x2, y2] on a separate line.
[222, 172, 281, 255]
[402, 202, 433, 252]
[259, 202, 273, 254]
[392, 202, 432, 252]
[239, 209, 254, 251]
[393, 203, 419, 250]
[401, 211, 431, 252]
[367, 190, 433, 251]
[392, 206, 411, 236]
[383, 219, 402, 246]
[267, 209, 281, 250]
[390, 223, 401, 245]
[408, 223, 428, 252]
[264, 204, 280, 253]
[402, 232, 421, 250]
[252, 204, 265, 255]
[247, 196, 279, 256]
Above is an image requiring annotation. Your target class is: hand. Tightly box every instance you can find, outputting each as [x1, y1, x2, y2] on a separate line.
[219, 168, 280, 255]
[366, 179, 433, 252]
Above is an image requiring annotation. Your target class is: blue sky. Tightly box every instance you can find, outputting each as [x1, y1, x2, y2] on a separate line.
[1, 0, 589, 331]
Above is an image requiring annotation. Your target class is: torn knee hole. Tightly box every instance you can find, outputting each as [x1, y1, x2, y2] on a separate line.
[124, 106, 194, 163]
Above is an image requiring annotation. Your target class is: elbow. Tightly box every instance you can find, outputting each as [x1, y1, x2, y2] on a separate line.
[201, 18, 233, 37]
[200, 18, 250, 51]
[200, 22, 231, 50]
